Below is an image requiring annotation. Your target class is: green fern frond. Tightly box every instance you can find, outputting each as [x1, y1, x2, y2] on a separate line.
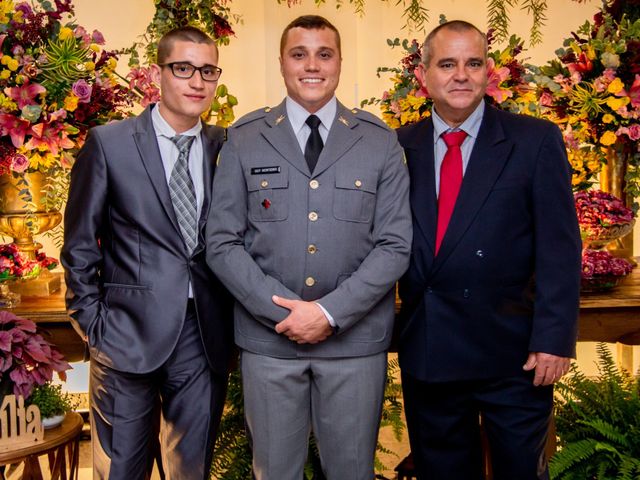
[549, 438, 599, 478]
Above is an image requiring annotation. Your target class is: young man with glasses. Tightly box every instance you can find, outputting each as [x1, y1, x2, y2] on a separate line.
[62, 26, 233, 479]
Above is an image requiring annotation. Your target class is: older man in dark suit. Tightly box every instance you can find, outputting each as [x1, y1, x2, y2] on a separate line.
[397, 20, 582, 480]
[61, 26, 233, 480]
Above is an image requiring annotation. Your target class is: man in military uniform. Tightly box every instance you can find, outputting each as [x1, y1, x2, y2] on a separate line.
[206, 14, 412, 480]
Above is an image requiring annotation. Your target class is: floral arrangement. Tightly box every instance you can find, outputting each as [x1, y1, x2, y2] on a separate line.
[575, 189, 634, 227]
[0, 0, 131, 209]
[0, 243, 57, 280]
[362, 32, 536, 129]
[0, 310, 71, 399]
[581, 248, 633, 280]
[530, 0, 640, 194]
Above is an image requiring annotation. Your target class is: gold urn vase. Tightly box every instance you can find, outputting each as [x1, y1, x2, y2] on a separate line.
[0, 172, 62, 260]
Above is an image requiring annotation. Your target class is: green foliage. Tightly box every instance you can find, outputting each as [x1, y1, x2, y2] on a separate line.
[487, 0, 549, 45]
[210, 358, 405, 479]
[27, 383, 77, 418]
[551, 343, 640, 479]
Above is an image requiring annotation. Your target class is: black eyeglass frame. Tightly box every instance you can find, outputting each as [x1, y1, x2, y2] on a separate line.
[159, 62, 222, 82]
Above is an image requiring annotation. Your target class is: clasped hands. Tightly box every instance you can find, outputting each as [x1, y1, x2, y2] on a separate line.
[273, 295, 333, 344]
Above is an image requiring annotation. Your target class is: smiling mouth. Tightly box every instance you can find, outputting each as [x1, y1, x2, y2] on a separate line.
[301, 78, 323, 84]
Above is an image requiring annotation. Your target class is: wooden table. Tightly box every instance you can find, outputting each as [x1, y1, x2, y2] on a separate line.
[5, 264, 640, 362]
[0, 412, 83, 480]
[577, 263, 640, 345]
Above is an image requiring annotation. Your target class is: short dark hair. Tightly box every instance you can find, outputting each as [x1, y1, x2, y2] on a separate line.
[421, 20, 487, 66]
[157, 26, 217, 64]
[280, 15, 341, 56]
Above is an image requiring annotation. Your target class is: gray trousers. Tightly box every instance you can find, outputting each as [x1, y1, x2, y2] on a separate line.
[89, 307, 227, 480]
[241, 350, 387, 480]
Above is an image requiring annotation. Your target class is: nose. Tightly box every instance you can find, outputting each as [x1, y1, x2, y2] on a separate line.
[305, 56, 320, 72]
[188, 70, 205, 88]
[453, 64, 468, 81]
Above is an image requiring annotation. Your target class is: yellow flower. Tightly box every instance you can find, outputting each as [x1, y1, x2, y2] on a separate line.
[382, 111, 400, 129]
[84, 61, 95, 71]
[0, 69, 10, 80]
[607, 78, 625, 95]
[585, 44, 596, 60]
[89, 43, 100, 53]
[59, 27, 74, 40]
[28, 152, 44, 169]
[0, 92, 17, 110]
[499, 51, 512, 64]
[606, 96, 630, 110]
[602, 114, 615, 124]
[103, 57, 117, 73]
[599, 131, 618, 146]
[0, 0, 13, 24]
[63, 94, 79, 112]
[6, 58, 18, 71]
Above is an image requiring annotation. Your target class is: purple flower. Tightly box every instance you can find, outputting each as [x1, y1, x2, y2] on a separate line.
[72, 79, 92, 103]
[10, 154, 28, 173]
[92, 29, 105, 45]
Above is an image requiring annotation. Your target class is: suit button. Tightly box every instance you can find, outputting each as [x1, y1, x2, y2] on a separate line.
[307, 244, 317, 254]
[476, 250, 484, 257]
[308, 211, 318, 221]
[463, 289, 470, 298]
[260, 180, 269, 188]
[305, 276, 316, 287]
[354, 179, 362, 188]
[309, 180, 319, 189]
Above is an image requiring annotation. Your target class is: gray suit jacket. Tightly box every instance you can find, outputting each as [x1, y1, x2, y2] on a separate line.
[206, 100, 412, 358]
[62, 105, 234, 375]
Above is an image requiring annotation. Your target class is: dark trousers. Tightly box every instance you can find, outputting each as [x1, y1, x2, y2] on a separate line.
[89, 305, 228, 480]
[402, 371, 553, 480]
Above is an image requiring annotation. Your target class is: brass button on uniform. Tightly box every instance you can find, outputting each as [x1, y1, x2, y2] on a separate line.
[260, 180, 269, 188]
[307, 244, 317, 254]
[354, 179, 362, 188]
[309, 180, 319, 189]
[308, 211, 318, 221]
[305, 276, 316, 287]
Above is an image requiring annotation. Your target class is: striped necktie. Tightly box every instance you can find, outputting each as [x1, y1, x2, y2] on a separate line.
[169, 135, 198, 254]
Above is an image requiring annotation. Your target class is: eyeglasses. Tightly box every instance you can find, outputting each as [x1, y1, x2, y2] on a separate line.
[160, 62, 222, 82]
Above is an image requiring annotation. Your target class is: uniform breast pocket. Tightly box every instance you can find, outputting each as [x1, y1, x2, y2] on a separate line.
[333, 171, 378, 223]
[247, 171, 289, 222]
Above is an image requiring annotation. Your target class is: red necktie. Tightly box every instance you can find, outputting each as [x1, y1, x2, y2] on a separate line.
[435, 130, 467, 255]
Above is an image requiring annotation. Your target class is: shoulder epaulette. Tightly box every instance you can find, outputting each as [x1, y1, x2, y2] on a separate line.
[351, 108, 391, 130]
[231, 107, 270, 128]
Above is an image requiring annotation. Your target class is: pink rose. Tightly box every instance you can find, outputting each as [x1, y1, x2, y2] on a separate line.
[10, 153, 28, 173]
[72, 79, 92, 103]
[626, 124, 640, 140]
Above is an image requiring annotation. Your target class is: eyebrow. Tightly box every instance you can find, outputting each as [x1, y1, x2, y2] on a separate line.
[437, 57, 484, 64]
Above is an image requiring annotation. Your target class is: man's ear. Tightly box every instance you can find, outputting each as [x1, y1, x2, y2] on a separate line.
[149, 64, 162, 85]
[414, 63, 429, 97]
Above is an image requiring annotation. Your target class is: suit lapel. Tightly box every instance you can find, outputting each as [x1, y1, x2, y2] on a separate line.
[433, 106, 514, 270]
[133, 107, 181, 238]
[404, 118, 438, 254]
[261, 101, 310, 177]
[312, 103, 362, 178]
[195, 125, 221, 254]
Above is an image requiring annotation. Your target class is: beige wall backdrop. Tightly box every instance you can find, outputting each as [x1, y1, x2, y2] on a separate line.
[42, 0, 638, 375]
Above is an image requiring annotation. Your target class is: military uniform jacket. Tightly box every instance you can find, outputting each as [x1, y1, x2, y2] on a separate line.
[206, 100, 412, 358]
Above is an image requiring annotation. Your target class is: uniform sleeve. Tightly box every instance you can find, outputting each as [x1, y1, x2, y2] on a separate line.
[206, 134, 301, 329]
[317, 130, 412, 332]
